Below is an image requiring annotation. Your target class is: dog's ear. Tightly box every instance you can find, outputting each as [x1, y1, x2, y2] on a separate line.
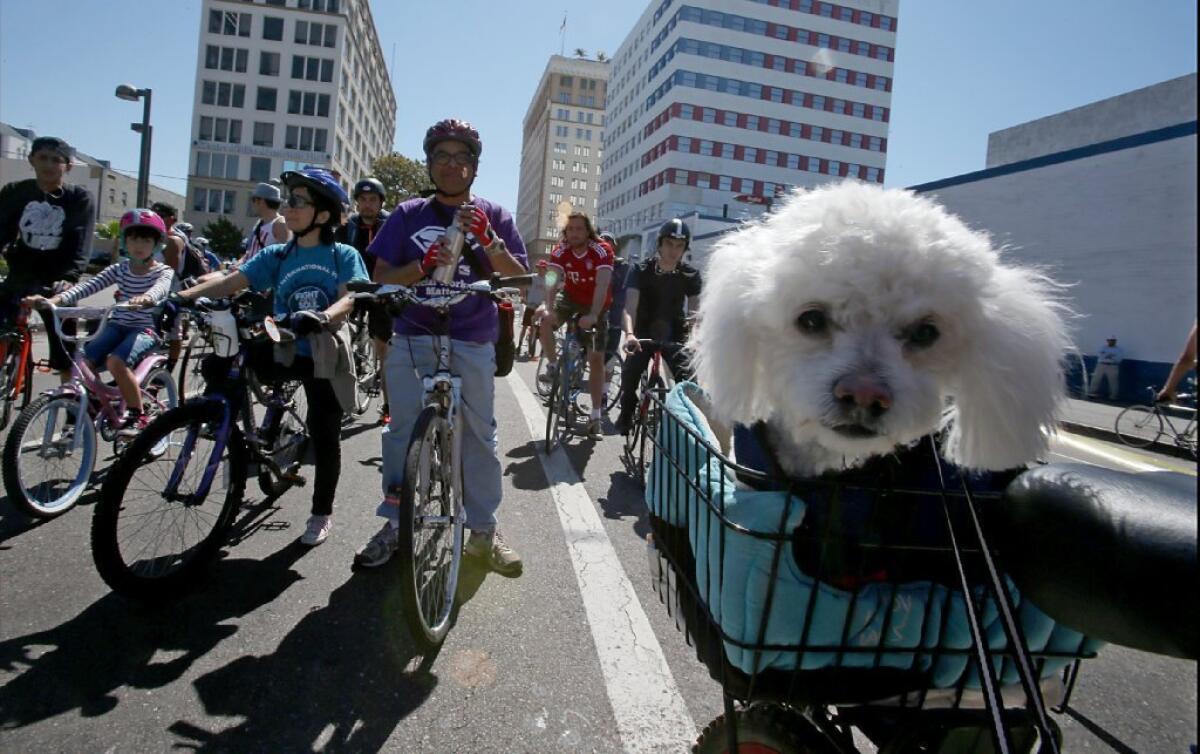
[945, 265, 1071, 470]
[687, 232, 770, 423]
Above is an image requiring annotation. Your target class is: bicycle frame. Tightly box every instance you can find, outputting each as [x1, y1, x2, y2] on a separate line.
[42, 304, 170, 447]
[3, 306, 37, 402]
[162, 304, 299, 503]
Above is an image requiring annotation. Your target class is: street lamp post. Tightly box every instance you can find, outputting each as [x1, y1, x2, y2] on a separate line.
[115, 84, 152, 208]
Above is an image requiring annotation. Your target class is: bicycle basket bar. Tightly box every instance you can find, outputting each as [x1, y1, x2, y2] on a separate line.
[940, 454, 1063, 754]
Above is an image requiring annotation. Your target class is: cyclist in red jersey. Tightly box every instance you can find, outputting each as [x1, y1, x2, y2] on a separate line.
[537, 212, 613, 438]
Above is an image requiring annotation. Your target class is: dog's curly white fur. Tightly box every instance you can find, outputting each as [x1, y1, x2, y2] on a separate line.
[689, 182, 1071, 476]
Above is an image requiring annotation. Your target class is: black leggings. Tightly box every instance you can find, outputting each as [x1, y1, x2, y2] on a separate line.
[247, 348, 344, 516]
[620, 341, 691, 416]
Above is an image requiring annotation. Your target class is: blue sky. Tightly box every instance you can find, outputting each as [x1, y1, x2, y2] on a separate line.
[1, 0, 1195, 215]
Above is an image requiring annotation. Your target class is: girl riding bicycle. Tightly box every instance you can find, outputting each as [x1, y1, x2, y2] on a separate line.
[23, 208, 174, 436]
[173, 168, 368, 547]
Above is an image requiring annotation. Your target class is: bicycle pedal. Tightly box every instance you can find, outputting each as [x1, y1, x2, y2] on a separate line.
[281, 465, 306, 486]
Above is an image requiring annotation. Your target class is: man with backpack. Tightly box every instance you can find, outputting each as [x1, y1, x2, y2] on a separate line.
[338, 177, 392, 423]
[150, 202, 208, 367]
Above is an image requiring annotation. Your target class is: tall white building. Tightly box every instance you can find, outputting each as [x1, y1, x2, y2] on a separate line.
[186, 0, 396, 232]
[516, 55, 610, 262]
[599, 0, 898, 261]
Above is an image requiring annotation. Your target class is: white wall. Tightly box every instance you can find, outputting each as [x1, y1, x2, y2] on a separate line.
[918, 132, 1197, 365]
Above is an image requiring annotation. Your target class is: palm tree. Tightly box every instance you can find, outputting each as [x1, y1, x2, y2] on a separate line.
[573, 47, 588, 58]
[596, 51, 609, 62]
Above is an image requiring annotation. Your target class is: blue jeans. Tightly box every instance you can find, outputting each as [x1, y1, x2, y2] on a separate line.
[83, 323, 159, 368]
[378, 336, 502, 533]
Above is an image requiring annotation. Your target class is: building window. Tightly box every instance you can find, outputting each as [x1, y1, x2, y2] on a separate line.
[744, 147, 758, 162]
[256, 86, 277, 111]
[253, 121, 274, 147]
[263, 16, 284, 40]
[250, 157, 272, 182]
[260, 51, 280, 76]
[560, 75, 573, 86]
[209, 10, 251, 37]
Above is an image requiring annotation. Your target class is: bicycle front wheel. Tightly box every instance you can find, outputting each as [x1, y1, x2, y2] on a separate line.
[257, 379, 309, 497]
[177, 340, 212, 399]
[1114, 405, 1162, 448]
[2, 393, 97, 518]
[92, 401, 248, 600]
[397, 405, 464, 650]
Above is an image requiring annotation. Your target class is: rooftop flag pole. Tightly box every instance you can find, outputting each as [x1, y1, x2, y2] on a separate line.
[560, 12, 566, 56]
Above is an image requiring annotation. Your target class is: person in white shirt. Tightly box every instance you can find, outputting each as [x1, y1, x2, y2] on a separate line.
[239, 182, 290, 266]
[1090, 336, 1124, 400]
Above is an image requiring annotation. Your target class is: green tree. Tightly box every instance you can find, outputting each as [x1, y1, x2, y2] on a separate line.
[370, 152, 432, 208]
[573, 47, 588, 58]
[203, 217, 245, 260]
[95, 219, 121, 240]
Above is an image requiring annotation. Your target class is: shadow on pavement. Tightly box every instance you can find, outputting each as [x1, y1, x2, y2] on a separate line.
[169, 565, 440, 752]
[599, 470, 652, 541]
[0, 487, 101, 545]
[503, 440, 549, 491]
[0, 543, 311, 729]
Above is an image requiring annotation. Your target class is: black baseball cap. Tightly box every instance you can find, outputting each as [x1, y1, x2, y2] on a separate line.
[30, 136, 74, 161]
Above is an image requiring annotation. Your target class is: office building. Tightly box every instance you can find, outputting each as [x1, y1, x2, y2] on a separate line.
[599, 0, 898, 262]
[186, 0, 396, 232]
[516, 55, 610, 261]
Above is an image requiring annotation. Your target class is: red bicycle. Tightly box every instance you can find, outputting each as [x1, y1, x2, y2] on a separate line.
[0, 296, 53, 432]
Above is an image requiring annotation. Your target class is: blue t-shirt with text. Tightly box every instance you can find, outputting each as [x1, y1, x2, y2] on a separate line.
[240, 240, 368, 355]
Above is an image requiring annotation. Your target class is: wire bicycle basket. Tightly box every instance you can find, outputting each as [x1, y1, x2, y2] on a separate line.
[643, 383, 1101, 753]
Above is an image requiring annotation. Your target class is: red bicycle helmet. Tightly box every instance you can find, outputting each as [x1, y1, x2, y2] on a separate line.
[422, 118, 482, 160]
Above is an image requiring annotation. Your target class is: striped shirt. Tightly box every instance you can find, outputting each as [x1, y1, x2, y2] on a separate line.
[57, 260, 174, 330]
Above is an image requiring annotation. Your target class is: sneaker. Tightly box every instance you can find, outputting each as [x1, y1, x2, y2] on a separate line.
[466, 528, 523, 576]
[300, 515, 332, 546]
[117, 411, 150, 438]
[587, 418, 603, 439]
[378, 404, 390, 427]
[538, 362, 558, 385]
[354, 521, 399, 568]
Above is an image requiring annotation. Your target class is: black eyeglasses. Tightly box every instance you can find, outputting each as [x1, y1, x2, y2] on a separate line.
[286, 195, 314, 209]
[430, 151, 475, 167]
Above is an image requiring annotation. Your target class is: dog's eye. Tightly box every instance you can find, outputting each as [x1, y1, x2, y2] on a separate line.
[907, 322, 940, 348]
[795, 309, 829, 335]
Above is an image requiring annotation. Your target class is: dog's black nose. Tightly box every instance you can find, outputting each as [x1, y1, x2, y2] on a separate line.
[833, 375, 892, 419]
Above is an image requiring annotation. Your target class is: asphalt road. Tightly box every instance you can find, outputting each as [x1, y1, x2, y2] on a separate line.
[0, 333, 1195, 753]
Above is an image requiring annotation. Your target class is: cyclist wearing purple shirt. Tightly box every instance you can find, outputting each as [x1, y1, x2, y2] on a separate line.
[355, 118, 528, 573]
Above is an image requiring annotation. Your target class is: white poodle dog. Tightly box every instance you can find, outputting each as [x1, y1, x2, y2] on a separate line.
[689, 181, 1071, 477]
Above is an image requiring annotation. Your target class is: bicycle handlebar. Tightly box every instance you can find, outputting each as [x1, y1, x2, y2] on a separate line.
[39, 301, 160, 344]
[348, 276, 524, 312]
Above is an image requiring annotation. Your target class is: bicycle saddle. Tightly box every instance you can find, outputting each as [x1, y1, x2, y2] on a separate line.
[997, 463, 1197, 659]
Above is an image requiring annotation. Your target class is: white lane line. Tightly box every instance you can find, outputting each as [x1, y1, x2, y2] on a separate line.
[505, 372, 697, 753]
[1053, 434, 1165, 472]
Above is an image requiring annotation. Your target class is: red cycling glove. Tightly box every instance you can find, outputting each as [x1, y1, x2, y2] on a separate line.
[462, 205, 496, 246]
[421, 241, 442, 275]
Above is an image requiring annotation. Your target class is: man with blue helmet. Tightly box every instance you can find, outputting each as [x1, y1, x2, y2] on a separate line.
[175, 167, 368, 548]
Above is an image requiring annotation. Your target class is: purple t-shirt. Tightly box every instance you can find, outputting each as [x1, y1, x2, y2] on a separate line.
[368, 196, 528, 343]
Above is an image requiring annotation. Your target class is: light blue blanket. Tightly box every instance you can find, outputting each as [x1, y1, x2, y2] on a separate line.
[646, 383, 1101, 686]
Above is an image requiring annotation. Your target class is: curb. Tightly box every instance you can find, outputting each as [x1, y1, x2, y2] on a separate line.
[1059, 420, 1193, 460]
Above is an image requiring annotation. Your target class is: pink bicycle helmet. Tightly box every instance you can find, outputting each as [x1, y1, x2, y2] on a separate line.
[119, 208, 167, 240]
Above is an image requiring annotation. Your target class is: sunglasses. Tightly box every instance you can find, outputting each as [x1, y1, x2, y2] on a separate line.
[286, 194, 314, 209]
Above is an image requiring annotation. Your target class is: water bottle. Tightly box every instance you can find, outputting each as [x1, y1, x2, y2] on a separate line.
[433, 221, 466, 284]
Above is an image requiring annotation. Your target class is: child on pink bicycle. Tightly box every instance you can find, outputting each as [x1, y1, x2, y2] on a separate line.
[23, 209, 174, 435]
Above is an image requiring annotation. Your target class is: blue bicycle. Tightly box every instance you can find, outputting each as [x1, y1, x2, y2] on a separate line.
[91, 292, 311, 600]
